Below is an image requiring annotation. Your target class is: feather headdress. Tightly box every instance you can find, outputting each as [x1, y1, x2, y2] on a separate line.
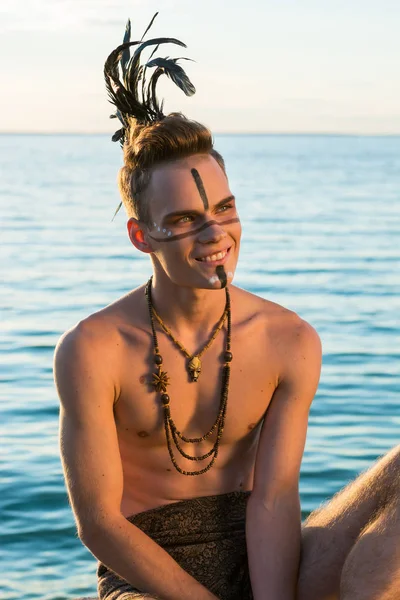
[104, 12, 196, 148]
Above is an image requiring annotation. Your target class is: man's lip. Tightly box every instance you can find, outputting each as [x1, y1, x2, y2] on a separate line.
[194, 246, 232, 265]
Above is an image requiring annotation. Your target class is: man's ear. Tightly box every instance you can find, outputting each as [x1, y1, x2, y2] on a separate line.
[127, 218, 153, 254]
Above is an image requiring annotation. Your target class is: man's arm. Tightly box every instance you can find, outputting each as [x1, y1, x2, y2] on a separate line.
[246, 318, 322, 600]
[54, 320, 218, 600]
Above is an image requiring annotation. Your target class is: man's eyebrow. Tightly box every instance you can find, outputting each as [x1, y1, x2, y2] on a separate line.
[162, 195, 235, 222]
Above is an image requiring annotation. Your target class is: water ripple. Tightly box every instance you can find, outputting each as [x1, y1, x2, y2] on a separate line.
[1, 134, 399, 600]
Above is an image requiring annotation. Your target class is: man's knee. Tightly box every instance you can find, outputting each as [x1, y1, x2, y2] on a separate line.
[296, 525, 342, 600]
[340, 501, 400, 600]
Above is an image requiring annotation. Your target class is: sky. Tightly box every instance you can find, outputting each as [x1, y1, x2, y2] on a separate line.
[1, 0, 400, 134]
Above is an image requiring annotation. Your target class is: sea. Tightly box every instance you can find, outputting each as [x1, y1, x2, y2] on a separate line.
[1, 133, 399, 599]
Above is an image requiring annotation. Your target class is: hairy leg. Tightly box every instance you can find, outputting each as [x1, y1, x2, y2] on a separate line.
[340, 497, 400, 600]
[94, 593, 161, 599]
[296, 444, 400, 600]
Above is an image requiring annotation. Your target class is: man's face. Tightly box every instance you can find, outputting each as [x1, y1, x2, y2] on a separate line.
[140, 153, 241, 289]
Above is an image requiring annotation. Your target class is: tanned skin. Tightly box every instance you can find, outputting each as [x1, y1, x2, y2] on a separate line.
[54, 153, 322, 600]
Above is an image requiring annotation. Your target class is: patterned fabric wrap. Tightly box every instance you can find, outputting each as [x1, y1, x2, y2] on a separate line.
[97, 490, 253, 600]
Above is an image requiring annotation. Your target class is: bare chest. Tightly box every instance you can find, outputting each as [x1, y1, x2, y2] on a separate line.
[114, 323, 278, 449]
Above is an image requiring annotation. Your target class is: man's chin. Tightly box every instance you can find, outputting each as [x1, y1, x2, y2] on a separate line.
[205, 269, 234, 288]
[165, 266, 236, 289]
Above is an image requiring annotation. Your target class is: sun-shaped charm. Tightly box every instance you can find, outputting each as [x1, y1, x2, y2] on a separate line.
[152, 370, 170, 393]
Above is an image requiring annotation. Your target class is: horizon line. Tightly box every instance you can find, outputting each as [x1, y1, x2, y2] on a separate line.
[1, 131, 400, 137]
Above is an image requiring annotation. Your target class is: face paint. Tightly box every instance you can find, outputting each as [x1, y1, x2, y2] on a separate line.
[148, 217, 240, 243]
[216, 265, 227, 288]
[144, 163, 241, 287]
[150, 221, 173, 239]
[190, 168, 209, 210]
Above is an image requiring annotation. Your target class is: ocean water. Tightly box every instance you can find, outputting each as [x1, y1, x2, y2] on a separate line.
[1, 133, 399, 599]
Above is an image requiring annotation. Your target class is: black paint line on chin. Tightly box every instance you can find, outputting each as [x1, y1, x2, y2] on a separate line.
[191, 168, 209, 210]
[148, 217, 240, 243]
[216, 265, 227, 288]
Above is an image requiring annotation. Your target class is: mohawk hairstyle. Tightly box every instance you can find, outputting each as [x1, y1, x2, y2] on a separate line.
[104, 12, 227, 222]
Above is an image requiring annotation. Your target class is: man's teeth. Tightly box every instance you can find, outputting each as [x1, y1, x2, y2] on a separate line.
[198, 250, 227, 262]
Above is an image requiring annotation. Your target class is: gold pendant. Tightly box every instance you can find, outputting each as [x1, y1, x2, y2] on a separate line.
[188, 356, 201, 382]
[152, 370, 170, 393]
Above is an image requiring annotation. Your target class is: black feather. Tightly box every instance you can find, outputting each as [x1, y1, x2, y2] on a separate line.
[111, 128, 125, 142]
[111, 201, 123, 222]
[146, 56, 196, 96]
[121, 19, 131, 74]
[104, 12, 196, 137]
[105, 12, 197, 218]
[104, 37, 189, 128]
[140, 11, 159, 41]
[141, 43, 160, 109]
[148, 67, 164, 116]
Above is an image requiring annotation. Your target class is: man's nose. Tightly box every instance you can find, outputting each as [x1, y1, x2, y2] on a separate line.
[197, 220, 228, 245]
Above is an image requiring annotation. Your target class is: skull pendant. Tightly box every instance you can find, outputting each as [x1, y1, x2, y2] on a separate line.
[188, 356, 202, 382]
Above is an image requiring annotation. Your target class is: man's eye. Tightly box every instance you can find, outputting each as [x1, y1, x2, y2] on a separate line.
[218, 204, 233, 212]
[176, 215, 194, 224]
[175, 205, 232, 224]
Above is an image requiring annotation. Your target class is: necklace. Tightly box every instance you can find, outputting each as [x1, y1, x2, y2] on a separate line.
[150, 301, 227, 382]
[144, 276, 233, 476]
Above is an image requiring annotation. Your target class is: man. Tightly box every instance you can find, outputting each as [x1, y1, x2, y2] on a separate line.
[54, 13, 400, 600]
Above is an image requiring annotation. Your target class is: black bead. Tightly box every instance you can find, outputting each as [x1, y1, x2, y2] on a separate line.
[154, 354, 163, 365]
[161, 393, 170, 405]
[224, 351, 233, 362]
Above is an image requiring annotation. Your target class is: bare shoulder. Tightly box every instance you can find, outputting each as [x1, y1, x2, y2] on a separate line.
[231, 284, 321, 370]
[54, 308, 126, 409]
[55, 283, 146, 355]
[54, 327, 112, 411]
[54, 285, 148, 404]
[55, 309, 120, 366]
[230, 283, 303, 326]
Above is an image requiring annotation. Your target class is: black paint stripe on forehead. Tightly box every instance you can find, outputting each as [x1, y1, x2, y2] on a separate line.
[148, 217, 240, 243]
[191, 168, 209, 210]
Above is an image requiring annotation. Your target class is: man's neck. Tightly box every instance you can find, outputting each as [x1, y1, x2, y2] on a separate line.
[149, 273, 228, 340]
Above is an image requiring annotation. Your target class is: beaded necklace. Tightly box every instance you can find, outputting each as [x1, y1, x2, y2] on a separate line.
[150, 302, 227, 382]
[144, 276, 233, 475]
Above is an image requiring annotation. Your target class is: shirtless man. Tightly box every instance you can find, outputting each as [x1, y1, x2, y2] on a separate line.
[54, 14, 400, 600]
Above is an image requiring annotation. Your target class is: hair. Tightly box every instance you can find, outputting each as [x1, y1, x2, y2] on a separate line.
[117, 111, 226, 226]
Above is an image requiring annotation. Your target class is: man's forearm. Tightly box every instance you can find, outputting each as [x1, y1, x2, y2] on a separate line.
[82, 514, 219, 600]
[246, 492, 301, 600]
